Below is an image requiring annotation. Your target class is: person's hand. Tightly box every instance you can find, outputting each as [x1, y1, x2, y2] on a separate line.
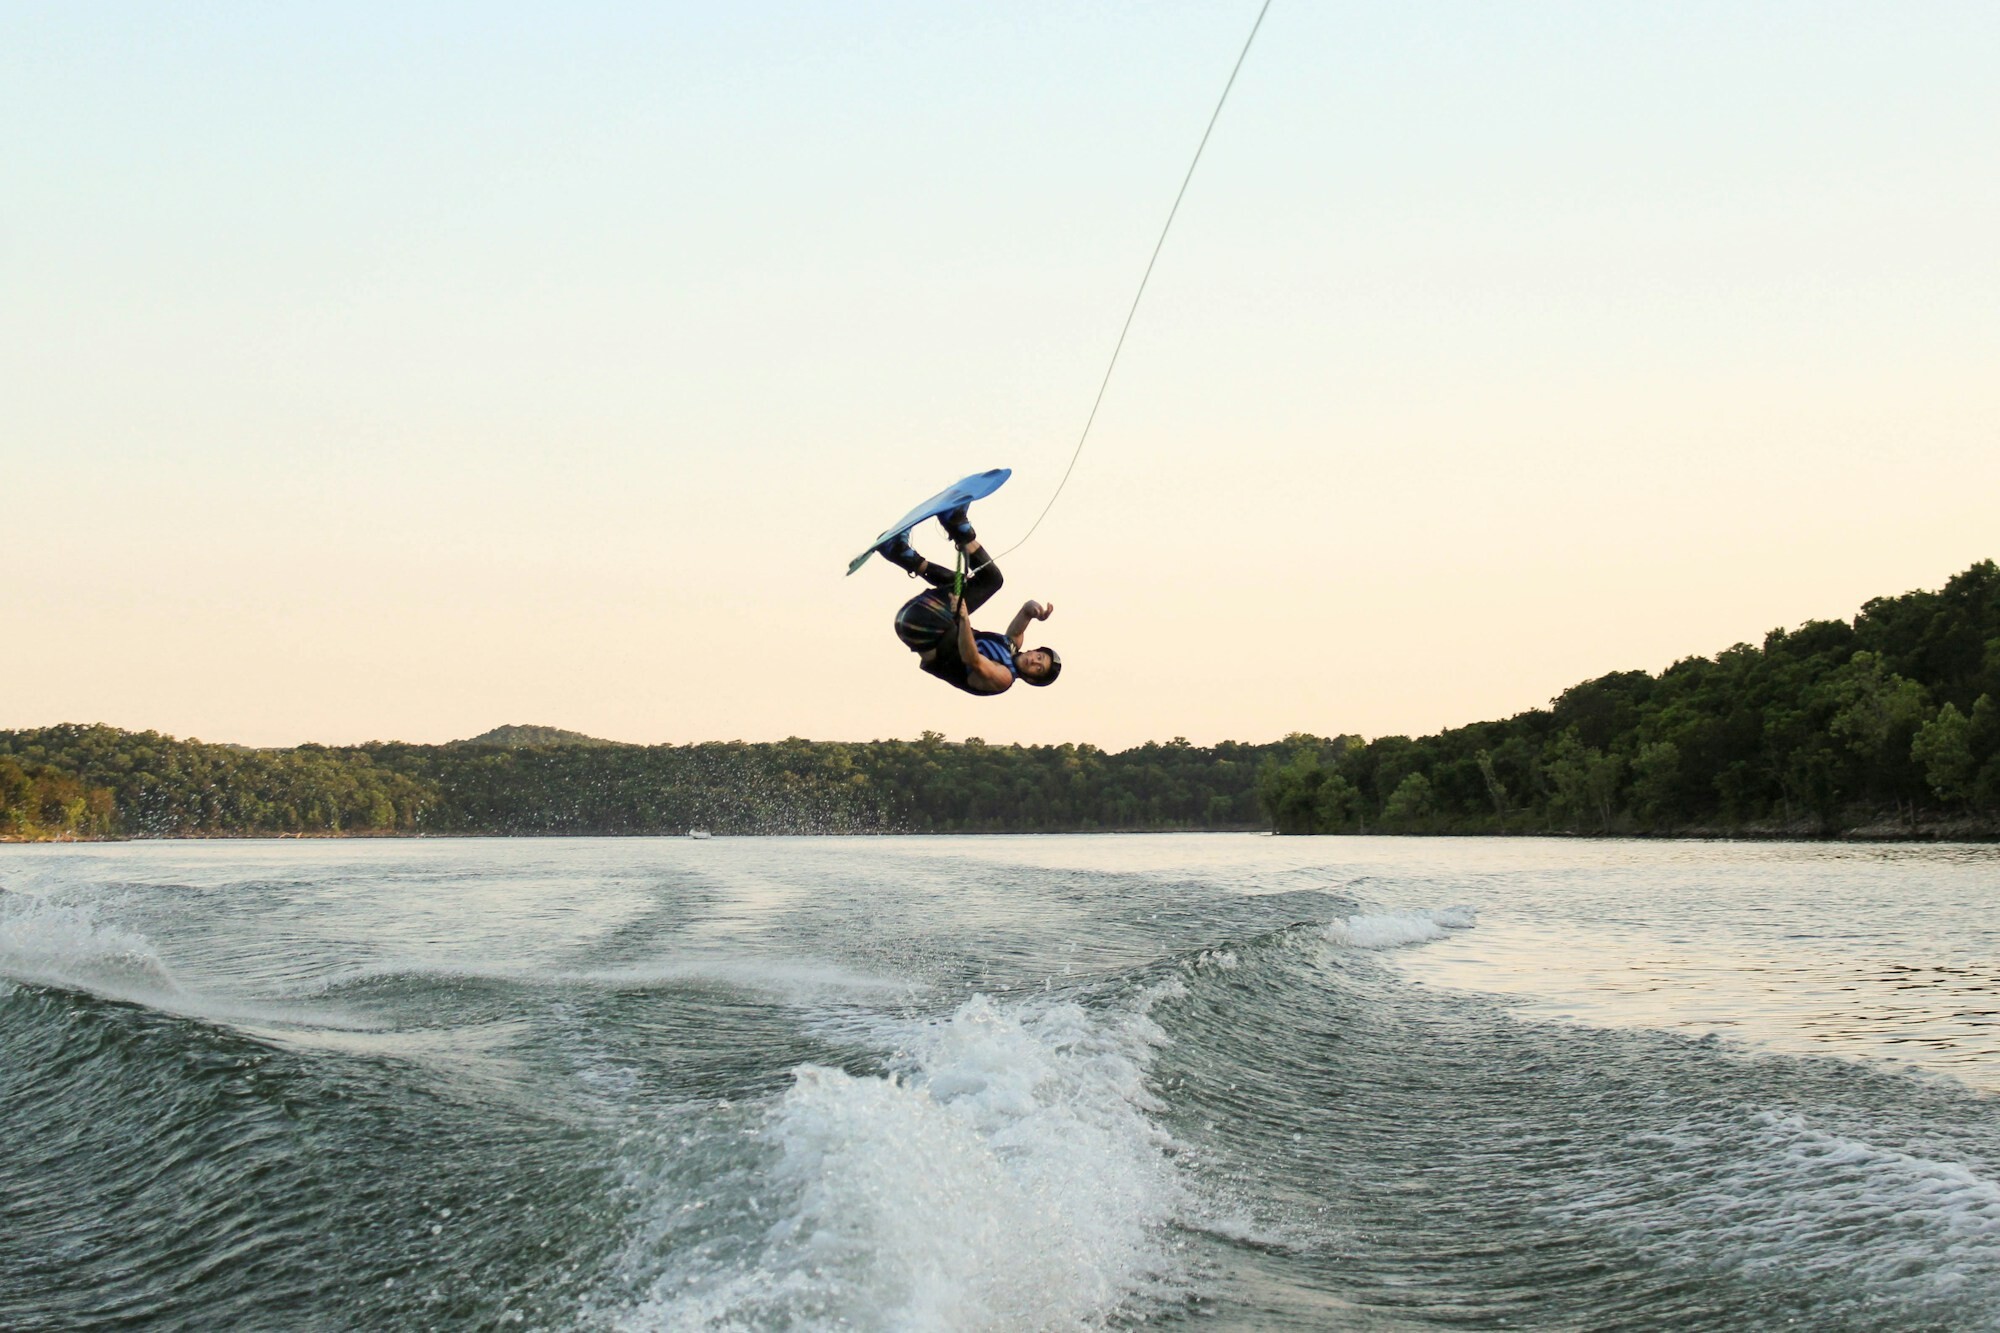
[953, 596, 971, 623]
[1032, 601, 1055, 621]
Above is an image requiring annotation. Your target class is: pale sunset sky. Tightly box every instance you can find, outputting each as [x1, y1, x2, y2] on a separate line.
[5, 2, 1997, 750]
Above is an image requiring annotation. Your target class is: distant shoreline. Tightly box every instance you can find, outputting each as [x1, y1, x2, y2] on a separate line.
[7, 824, 1995, 847]
[7, 562, 1998, 846]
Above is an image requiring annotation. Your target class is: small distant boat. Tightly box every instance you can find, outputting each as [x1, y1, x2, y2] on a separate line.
[687, 829, 711, 840]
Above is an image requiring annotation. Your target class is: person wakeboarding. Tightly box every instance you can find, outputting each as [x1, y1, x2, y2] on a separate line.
[878, 506, 1061, 695]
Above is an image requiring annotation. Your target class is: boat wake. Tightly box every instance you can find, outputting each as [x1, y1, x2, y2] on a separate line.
[605, 985, 1193, 1330]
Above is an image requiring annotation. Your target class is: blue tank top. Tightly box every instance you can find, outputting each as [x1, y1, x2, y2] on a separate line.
[973, 632, 1016, 677]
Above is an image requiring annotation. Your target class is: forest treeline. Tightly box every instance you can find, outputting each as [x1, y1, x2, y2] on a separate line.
[0, 726, 1272, 839]
[1260, 560, 2000, 836]
[4, 561, 1996, 841]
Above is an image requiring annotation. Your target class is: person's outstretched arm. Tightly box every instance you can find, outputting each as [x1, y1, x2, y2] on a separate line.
[955, 599, 1015, 692]
[1007, 600, 1054, 649]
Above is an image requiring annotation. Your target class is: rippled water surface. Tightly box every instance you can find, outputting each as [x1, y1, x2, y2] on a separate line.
[3, 835, 1997, 1330]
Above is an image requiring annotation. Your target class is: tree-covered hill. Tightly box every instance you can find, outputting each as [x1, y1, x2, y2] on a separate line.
[455, 724, 621, 749]
[1258, 560, 2000, 837]
[4, 561, 1996, 841]
[0, 727, 1273, 839]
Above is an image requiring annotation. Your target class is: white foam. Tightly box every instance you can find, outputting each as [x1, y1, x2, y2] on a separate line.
[1323, 906, 1478, 950]
[0, 892, 180, 995]
[1560, 1109, 2000, 1302]
[610, 990, 1189, 1331]
[298, 954, 908, 1003]
[0, 891, 367, 1032]
[1427, 905, 1479, 930]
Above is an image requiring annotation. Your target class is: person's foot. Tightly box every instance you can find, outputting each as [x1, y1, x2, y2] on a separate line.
[938, 506, 977, 547]
[879, 533, 924, 574]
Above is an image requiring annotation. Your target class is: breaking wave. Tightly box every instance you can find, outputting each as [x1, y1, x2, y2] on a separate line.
[1322, 905, 1478, 950]
[607, 988, 1191, 1331]
[0, 891, 181, 999]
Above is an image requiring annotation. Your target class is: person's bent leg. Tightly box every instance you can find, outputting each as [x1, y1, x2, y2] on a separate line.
[878, 535, 955, 590]
[930, 506, 1003, 610]
[957, 542, 1004, 613]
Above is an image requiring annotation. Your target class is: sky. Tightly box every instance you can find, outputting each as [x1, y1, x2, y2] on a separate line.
[5, 1, 1997, 751]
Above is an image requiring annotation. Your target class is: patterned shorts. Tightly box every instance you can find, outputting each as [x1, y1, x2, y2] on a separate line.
[894, 590, 955, 654]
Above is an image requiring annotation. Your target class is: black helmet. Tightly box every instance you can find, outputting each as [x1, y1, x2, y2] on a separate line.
[1023, 646, 1062, 686]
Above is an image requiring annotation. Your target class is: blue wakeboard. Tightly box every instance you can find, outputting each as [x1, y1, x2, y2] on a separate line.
[846, 468, 1011, 575]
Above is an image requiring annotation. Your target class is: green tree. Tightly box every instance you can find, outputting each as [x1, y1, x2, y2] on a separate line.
[1629, 740, 1681, 828]
[1257, 748, 1331, 835]
[1542, 730, 1622, 831]
[1912, 703, 1975, 805]
[1474, 750, 1511, 820]
[1382, 772, 1434, 828]
[1314, 772, 1363, 832]
[1823, 651, 1931, 808]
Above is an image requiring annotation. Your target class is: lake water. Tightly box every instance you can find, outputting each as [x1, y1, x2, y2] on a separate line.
[3, 835, 1997, 1330]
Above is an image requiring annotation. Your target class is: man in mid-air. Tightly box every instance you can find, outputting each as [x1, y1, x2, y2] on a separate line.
[877, 505, 1061, 696]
